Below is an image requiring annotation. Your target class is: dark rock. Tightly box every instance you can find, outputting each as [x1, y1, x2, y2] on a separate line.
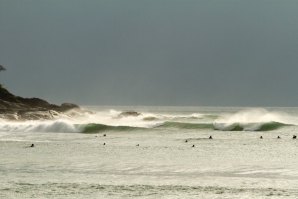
[0, 86, 81, 120]
[119, 111, 140, 117]
[17, 110, 55, 120]
[0, 86, 20, 103]
[59, 103, 80, 111]
[17, 97, 51, 108]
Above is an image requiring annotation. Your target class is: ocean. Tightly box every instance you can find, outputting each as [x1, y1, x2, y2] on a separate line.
[1, 106, 298, 199]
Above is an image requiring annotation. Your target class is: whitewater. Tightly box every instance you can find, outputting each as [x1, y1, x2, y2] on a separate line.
[1, 106, 298, 199]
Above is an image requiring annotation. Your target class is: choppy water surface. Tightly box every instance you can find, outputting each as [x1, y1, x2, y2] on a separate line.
[1, 106, 298, 198]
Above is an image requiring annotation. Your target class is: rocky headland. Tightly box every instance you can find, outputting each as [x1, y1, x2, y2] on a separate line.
[0, 85, 81, 120]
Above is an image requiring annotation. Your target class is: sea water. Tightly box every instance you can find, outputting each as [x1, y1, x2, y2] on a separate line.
[0, 106, 298, 198]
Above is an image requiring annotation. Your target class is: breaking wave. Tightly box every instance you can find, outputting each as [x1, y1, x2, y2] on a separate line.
[0, 120, 79, 133]
[0, 120, 291, 134]
[156, 121, 290, 131]
[0, 121, 146, 134]
[213, 108, 295, 131]
[0, 108, 296, 133]
[213, 121, 290, 131]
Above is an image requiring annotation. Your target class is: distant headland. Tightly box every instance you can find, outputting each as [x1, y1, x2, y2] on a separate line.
[0, 84, 80, 120]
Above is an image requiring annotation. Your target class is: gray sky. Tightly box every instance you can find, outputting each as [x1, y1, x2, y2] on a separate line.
[1, 0, 298, 106]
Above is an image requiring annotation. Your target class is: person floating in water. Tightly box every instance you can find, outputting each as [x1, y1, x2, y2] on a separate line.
[260, 136, 263, 139]
[103, 134, 106, 137]
[277, 136, 281, 139]
[185, 140, 188, 143]
[103, 143, 106, 145]
[192, 145, 195, 147]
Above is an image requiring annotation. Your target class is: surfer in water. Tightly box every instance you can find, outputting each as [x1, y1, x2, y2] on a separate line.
[30, 144, 34, 147]
[260, 136, 263, 139]
[293, 135, 297, 139]
[209, 136, 213, 139]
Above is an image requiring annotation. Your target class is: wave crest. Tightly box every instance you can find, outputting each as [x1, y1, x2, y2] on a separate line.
[213, 121, 290, 131]
[0, 120, 79, 133]
[0, 108, 295, 133]
[213, 108, 293, 131]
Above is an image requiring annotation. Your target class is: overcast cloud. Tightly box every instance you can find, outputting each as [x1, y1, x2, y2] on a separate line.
[1, 0, 298, 106]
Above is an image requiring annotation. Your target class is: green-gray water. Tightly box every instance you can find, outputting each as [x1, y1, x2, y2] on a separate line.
[1, 106, 298, 198]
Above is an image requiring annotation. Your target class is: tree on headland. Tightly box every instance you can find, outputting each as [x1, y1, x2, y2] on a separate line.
[0, 65, 6, 72]
[0, 65, 6, 88]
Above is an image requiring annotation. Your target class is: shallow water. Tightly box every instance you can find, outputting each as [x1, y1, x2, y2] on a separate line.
[1, 106, 298, 198]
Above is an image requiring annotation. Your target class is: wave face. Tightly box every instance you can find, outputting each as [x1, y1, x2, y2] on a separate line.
[0, 108, 296, 133]
[157, 122, 213, 130]
[82, 123, 144, 133]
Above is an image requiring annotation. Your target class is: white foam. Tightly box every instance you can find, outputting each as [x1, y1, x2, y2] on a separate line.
[213, 108, 296, 131]
[0, 120, 80, 133]
[0, 109, 162, 133]
[2, 108, 293, 133]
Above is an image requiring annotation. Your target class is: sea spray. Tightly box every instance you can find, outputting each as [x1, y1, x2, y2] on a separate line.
[213, 108, 294, 131]
[0, 108, 296, 133]
[0, 120, 80, 133]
